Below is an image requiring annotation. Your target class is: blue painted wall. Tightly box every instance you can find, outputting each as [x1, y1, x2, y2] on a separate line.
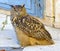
[0, 0, 44, 18]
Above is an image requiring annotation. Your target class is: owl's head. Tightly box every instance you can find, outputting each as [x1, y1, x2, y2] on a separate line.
[11, 4, 27, 16]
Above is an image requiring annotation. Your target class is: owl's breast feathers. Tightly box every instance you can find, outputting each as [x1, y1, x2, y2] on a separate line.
[13, 15, 52, 41]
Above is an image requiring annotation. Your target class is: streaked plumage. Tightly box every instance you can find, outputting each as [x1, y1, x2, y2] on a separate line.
[10, 5, 54, 47]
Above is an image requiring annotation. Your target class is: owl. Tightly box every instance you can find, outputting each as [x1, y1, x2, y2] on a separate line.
[10, 4, 54, 47]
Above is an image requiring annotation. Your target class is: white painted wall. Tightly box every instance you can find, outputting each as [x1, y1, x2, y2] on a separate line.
[55, 0, 60, 22]
[45, 0, 60, 23]
[45, 0, 52, 17]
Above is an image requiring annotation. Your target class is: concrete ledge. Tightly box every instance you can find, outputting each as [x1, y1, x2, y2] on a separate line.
[54, 22, 60, 28]
[0, 8, 10, 15]
[38, 17, 60, 29]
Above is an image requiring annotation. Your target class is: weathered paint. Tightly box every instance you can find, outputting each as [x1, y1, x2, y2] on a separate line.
[0, 0, 44, 18]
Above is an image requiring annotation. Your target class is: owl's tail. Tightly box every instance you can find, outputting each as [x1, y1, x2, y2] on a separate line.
[41, 29, 54, 45]
[29, 36, 54, 45]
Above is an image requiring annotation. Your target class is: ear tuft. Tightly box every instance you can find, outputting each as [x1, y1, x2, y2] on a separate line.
[10, 5, 14, 8]
[22, 4, 25, 7]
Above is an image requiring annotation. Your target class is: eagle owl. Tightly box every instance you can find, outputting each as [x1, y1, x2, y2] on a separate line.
[10, 5, 54, 47]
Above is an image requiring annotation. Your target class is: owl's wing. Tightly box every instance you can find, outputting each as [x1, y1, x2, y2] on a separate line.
[15, 15, 52, 41]
[29, 16, 52, 41]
